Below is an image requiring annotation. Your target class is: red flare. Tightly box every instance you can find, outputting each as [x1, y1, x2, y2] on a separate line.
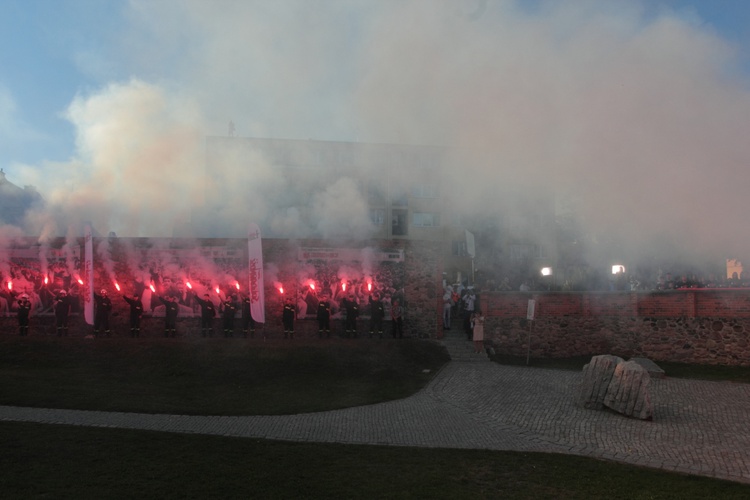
[186, 281, 192, 289]
[7, 281, 12, 291]
[309, 283, 315, 290]
[278, 287, 284, 294]
[342, 283, 347, 291]
[44, 276, 49, 285]
[367, 282, 372, 292]
[235, 282, 240, 290]
[77, 278, 84, 285]
[114, 282, 121, 292]
[149, 284, 156, 293]
[215, 286, 220, 295]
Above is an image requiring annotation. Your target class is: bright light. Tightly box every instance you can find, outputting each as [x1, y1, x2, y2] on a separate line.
[309, 282, 315, 290]
[149, 284, 156, 293]
[541, 267, 553, 277]
[186, 281, 192, 289]
[77, 278, 84, 285]
[114, 282, 121, 291]
[215, 286, 220, 295]
[44, 276, 49, 285]
[235, 282, 240, 290]
[341, 282, 347, 291]
[6, 281, 12, 290]
[278, 286, 284, 294]
[612, 265, 626, 275]
[367, 282, 372, 292]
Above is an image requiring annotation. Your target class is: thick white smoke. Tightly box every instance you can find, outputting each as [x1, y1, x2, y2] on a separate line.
[7, 0, 750, 272]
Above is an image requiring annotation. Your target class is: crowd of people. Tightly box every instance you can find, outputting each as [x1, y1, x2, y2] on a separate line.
[6, 285, 408, 340]
[477, 270, 750, 292]
[442, 283, 486, 354]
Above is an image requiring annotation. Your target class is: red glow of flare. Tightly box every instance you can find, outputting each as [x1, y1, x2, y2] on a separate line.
[7, 281, 12, 290]
[44, 276, 49, 285]
[235, 282, 240, 290]
[77, 278, 84, 285]
[149, 284, 156, 293]
[367, 282, 372, 292]
[342, 282, 347, 291]
[309, 283, 315, 290]
[278, 287, 284, 294]
[215, 286, 220, 295]
[186, 281, 192, 289]
[114, 282, 121, 292]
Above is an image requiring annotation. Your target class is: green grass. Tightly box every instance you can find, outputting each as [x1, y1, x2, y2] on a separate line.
[1, 335, 749, 497]
[0, 336, 449, 415]
[1, 421, 747, 499]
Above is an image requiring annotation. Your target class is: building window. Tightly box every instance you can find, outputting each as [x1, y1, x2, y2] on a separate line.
[391, 192, 408, 207]
[392, 209, 408, 236]
[510, 244, 547, 261]
[369, 209, 385, 225]
[366, 183, 386, 205]
[412, 212, 440, 227]
[452, 240, 467, 256]
[510, 245, 530, 261]
[410, 183, 439, 198]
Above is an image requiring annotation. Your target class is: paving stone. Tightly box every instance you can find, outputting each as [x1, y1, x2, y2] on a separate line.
[1, 360, 750, 484]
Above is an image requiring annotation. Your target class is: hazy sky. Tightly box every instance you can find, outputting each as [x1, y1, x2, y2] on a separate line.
[2, 0, 750, 267]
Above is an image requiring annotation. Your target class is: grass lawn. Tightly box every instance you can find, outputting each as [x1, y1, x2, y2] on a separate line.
[0, 336, 449, 415]
[1, 335, 749, 498]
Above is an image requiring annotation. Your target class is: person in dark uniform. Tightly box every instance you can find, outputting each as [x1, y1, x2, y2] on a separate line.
[193, 292, 216, 337]
[368, 292, 385, 338]
[221, 295, 237, 337]
[157, 295, 179, 337]
[94, 289, 113, 337]
[17, 293, 32, 336]
[241, 295, 256, 338]
[53, 289, 71, 337]
[316, 295, 331, 338]
[282, 297, 295, 339]
[391, 299, 404, 338]
[122, 293, 144, 337]
[341, 294, 359, 338]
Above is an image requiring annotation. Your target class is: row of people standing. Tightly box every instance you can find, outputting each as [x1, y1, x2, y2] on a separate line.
[15, 288, 256, 339]
[283, 292, 404, 339]
[14, 289, 405, 339]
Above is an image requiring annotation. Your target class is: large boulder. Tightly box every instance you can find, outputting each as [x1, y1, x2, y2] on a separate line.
[578, 355, 654, 420]
[578, 354, 623, 410]
[603, 360, 653, 420]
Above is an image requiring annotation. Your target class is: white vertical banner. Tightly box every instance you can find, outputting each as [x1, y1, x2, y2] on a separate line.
[248, 223, 265, 323]
[84, 224, 94, 325]
[465, 229, 476, 258]
[526, 299, 536, 321]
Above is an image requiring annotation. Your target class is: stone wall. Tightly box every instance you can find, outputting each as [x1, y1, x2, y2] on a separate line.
[482, 291, 750, 366]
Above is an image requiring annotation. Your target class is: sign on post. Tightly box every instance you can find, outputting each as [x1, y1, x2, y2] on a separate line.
[526, 299, 536, 365]
[526, 299, 536, 320]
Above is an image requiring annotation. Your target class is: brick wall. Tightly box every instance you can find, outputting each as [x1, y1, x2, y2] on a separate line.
[12, 235, 750, 367]
[482, 290, 750, 366]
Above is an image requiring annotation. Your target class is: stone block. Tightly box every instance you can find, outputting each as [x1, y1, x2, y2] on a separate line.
[630, 357, 665, 379]
[577, 354, 623, 410]
[603, 360, 653, 420]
